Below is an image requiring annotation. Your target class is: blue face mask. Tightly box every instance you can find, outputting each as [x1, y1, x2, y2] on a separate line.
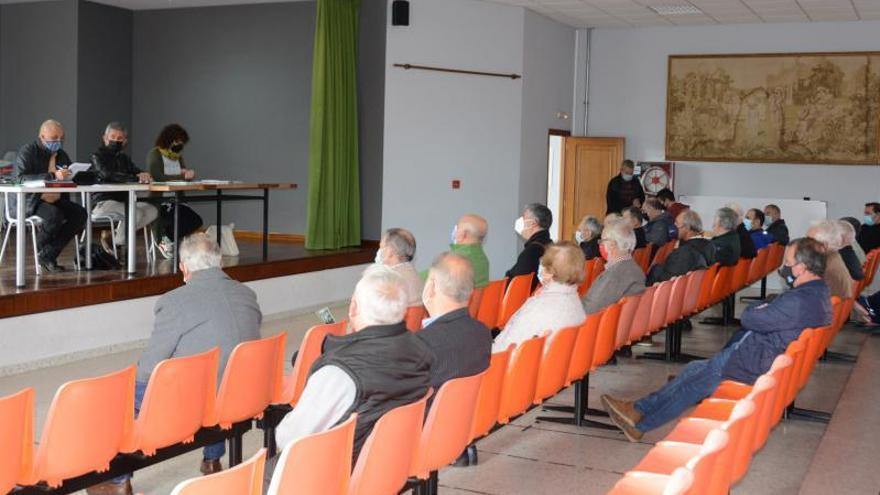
[864, 214, 875, 227]
[43, 140, 62, 153]
[743, 218, 752, 230]
[763, 216, 773, 228]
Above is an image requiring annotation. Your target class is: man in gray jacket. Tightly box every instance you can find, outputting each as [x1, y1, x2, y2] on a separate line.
[87, 233, 261, 495]
[582, 218, 646, 315]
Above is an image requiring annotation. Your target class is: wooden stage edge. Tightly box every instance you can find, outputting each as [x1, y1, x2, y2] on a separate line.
[0, 239, 378, 319]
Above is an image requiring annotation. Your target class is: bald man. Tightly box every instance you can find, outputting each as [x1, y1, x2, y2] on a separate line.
[12, 120, 87, 272]
[450, 214, 490, 288]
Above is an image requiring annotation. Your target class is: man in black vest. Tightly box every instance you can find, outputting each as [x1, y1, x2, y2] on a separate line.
[273, 265, 434, 463]
[506, 203, 552, 290]
[647, 210, 716, 285]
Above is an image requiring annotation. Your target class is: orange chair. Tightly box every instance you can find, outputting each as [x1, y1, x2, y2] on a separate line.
[746, 248, 770, 285]
[695, 263, 720, 312]
[277, 321, 347, 405]
[405, 306, 427, 332]
[665, 274, 689, 327]
[615, 293, 642, 349]
[497, 273, 535, 328]
[730, 257, 752, 293]
[533, 325, 579, 404]
[577, 259, 598, 297]
[630, 429, 729, 495]
[497, 335, 546, 424]
[468, 287, 485, 318]
[349, 391, 430, 495]
[410, 372, 485, 493]
[476, 278, 507, 329]
[708, 265, 734, 307]
[0, 388, 34, 494]
[266, 414, 356, 495]
[651, 241, 676, 267]
[633, 245, 652, 273]
[680, 269, 706, 318]
[26, 367, 136, 487]
[591, 301, 624, 370]
[170, 448, 266, 495]
[589, 258, 606, 286]
[628, 285, 656, 343]
[470, 347, 514, 442]
[125, 348, 219, 456]
[212, 333, 285, 430]
[645, 279, 672, 336]
[607, 468, 693, 495]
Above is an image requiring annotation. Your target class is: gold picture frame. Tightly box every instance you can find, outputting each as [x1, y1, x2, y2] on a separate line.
[665, 51, 880, 165]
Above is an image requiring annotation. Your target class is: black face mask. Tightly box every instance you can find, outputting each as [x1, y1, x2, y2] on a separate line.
[170, 144, 184, 153]
[778, 264, 796, 288]
[107, 141, 124, 153]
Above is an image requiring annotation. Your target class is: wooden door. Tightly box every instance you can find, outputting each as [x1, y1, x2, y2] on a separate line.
[559, 137, 625, 242]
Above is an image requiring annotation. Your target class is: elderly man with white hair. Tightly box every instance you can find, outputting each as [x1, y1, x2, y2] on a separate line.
[376, 227, 423, 305]
[274, 264, 433, 466]
[576, 215, 603, 260]
[88, 234, 262, 494]
[647, 209, 716, 285]
[807, 219, 854, 299]
[582, 218, 646, 315]
[710, 207, 742, 267]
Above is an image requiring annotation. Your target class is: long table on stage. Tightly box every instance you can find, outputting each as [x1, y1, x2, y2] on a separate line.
[0, 182, 296, 288]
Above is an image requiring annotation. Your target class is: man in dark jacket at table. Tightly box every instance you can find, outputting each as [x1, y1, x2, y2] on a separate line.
[12, 119, 86, 272]
[506, 203, 553, 290]
[710, 207, 742, 267]
[606, 160, 645, 215]
[602, 237, 832, 441]
[647, 210, 716, 285]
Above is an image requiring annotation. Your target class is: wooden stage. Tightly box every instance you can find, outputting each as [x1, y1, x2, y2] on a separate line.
[0, 235, 376, 319]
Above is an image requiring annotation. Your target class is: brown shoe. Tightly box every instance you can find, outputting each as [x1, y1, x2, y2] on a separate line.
[200, 459, 223, 475]
[606, 406, 645, 443]
[601, 395, 642, 427]
[100, 230, 114, 254]
[86, 480, 133, 495]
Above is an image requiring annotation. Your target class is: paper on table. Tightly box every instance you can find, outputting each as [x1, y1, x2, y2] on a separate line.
[68, 162, 92, 176]
[22, 180, 46, 187]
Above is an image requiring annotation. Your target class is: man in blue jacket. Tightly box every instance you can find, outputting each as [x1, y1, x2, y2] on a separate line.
[601, 237, 832, 441]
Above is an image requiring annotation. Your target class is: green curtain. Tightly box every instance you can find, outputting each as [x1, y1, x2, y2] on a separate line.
[305, 0, 362, 250]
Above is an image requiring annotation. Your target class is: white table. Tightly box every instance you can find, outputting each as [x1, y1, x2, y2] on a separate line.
[0, 184, 149, 287]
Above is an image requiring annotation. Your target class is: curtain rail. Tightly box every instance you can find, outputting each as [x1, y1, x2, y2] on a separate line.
[393, 63, 521, 80]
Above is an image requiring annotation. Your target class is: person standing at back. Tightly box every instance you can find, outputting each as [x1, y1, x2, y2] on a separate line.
[506, 203, 553, 290]
[606, 160, 645, 215]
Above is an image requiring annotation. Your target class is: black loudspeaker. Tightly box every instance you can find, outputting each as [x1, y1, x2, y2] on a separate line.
[392, 0, 409, 26]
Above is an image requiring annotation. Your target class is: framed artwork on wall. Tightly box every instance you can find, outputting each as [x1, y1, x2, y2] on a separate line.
[665, 51, 880, 165]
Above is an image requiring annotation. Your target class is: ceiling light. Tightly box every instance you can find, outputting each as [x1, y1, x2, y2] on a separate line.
[649, 4, 703, 15]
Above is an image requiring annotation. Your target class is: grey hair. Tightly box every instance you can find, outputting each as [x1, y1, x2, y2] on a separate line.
[602, 217, 636, 253]
[578, 215, 602, 239]
[725, 202, 743, 221]
[715, 207, 738, 232]
[429, 252, 474, 304]
[104, 121, 128, 136]
[179, 233, 222, 272]
[808, 219, 843, 251]
[838, 220, 856, 246]
[678, 209, 703, 234]
[353, 264, 408, 326]
[382, 228, 416, 262]
[39, 119, 64, 133]
[524, 203, 553, 229]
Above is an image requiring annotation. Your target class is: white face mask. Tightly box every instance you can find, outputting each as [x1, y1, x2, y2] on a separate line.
[537, 265, 547, 285]
[450, 225, 458, 245]
[514, 216, 526, 236]
[374, 248, 384, 264]
[622, 173, 634, 182]
[575, 231, 585, 243]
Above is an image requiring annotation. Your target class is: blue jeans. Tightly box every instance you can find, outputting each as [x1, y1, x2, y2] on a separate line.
[634, 345, 736, 432]
[112, 381, 225, 483]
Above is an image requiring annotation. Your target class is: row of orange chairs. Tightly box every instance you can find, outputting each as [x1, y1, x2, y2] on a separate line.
[609, 295, 850, 494]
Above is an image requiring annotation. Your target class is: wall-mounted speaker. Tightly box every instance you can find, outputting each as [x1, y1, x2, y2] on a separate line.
[392, 0, 409, 26]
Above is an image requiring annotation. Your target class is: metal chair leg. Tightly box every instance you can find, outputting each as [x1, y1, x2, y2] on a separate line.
[30, 223, 40, 275]
[0, 223, 11, 263]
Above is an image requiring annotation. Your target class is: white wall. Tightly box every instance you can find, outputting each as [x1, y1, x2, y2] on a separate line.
[382, 0, 574, 277]
[587, 21, 880, 220]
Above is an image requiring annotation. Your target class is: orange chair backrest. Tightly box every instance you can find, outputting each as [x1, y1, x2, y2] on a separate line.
[633, 246, 652, 273]
[29, 366, 135, 487]
[267, 414, 356, 495]
[652, 241, 676, 267]
[349, 391, 430, 495]
[589, 258, 606, 286]
[780, 340, 805, 415]
[213, 333, 285, 429]
[497, 335, 546, 424]
[748, 248, 769, 283]
[715, 400, 756, 492]
[685, 429, 729, 495]
[615, 293, 642, 349]
[277, 321, 347, 405]
[171, 448, 266, 495]
[609, 468, 693, 495]
[797, 328, 823, 392]
[747, 370, 782, 455]
[476, 278, 507, 329]
[412, 372, 485, 479]
[128, 348, 219, 456]
[731, 257, 751, 291]
[709, 265, 733, 305]
[470, 347, 513, 441]
[681, 269, 706, 316]
[577, 259, 598, 297]
[591, 301, 624, 369]
[0, 388, 34, 494]
[628, 285, 657, 343]
[665, 274, 689, 326]
[533, 325, 579, 404]
[468, 287, 485, 318]
[822, 297, 843, 351]
[405, 306, 427, 332]
[647, 280, 673, 334]
[769, 244, 786, 273]
[696, 263, 720, 310]
[566, 312, 603, 385]
[497, 273, 535, 328]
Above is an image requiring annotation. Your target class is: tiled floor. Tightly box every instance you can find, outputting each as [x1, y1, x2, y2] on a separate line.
[0, 298, 871, 495]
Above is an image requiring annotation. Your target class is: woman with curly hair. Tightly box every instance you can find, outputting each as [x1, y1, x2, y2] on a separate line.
[145, 124, 203, 259]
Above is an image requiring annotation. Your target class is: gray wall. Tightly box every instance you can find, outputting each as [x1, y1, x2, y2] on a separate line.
[76, 0, 133, 158]
[0, 0, 79, 158]
[131, 2, 317, 233]
[357, 0, 386, 241]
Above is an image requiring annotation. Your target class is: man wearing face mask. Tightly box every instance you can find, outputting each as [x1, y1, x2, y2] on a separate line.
[745, 208, 774, 250]
[606, 160, 645, 215]
[575, 215, 602, 260]
[622, 206, 648, 250]
[857, 202, 880, 253]
[602, 237, 831, 442]
[506, 203, 553, 290]
[582, 218, 645, 314]
[90, 122, 158, 253]
[12, 119, 87, 272]
[376, 228, 423, 306]
[763, 204, 789, 245]
[448, 214, 490, 288]
[647, 210, 715, 285]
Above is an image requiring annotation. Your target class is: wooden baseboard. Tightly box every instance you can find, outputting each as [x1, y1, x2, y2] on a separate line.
[233, 230, 305, 243]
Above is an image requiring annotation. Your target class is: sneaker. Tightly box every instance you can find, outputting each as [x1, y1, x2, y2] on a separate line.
[156, 236, 175, 260]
